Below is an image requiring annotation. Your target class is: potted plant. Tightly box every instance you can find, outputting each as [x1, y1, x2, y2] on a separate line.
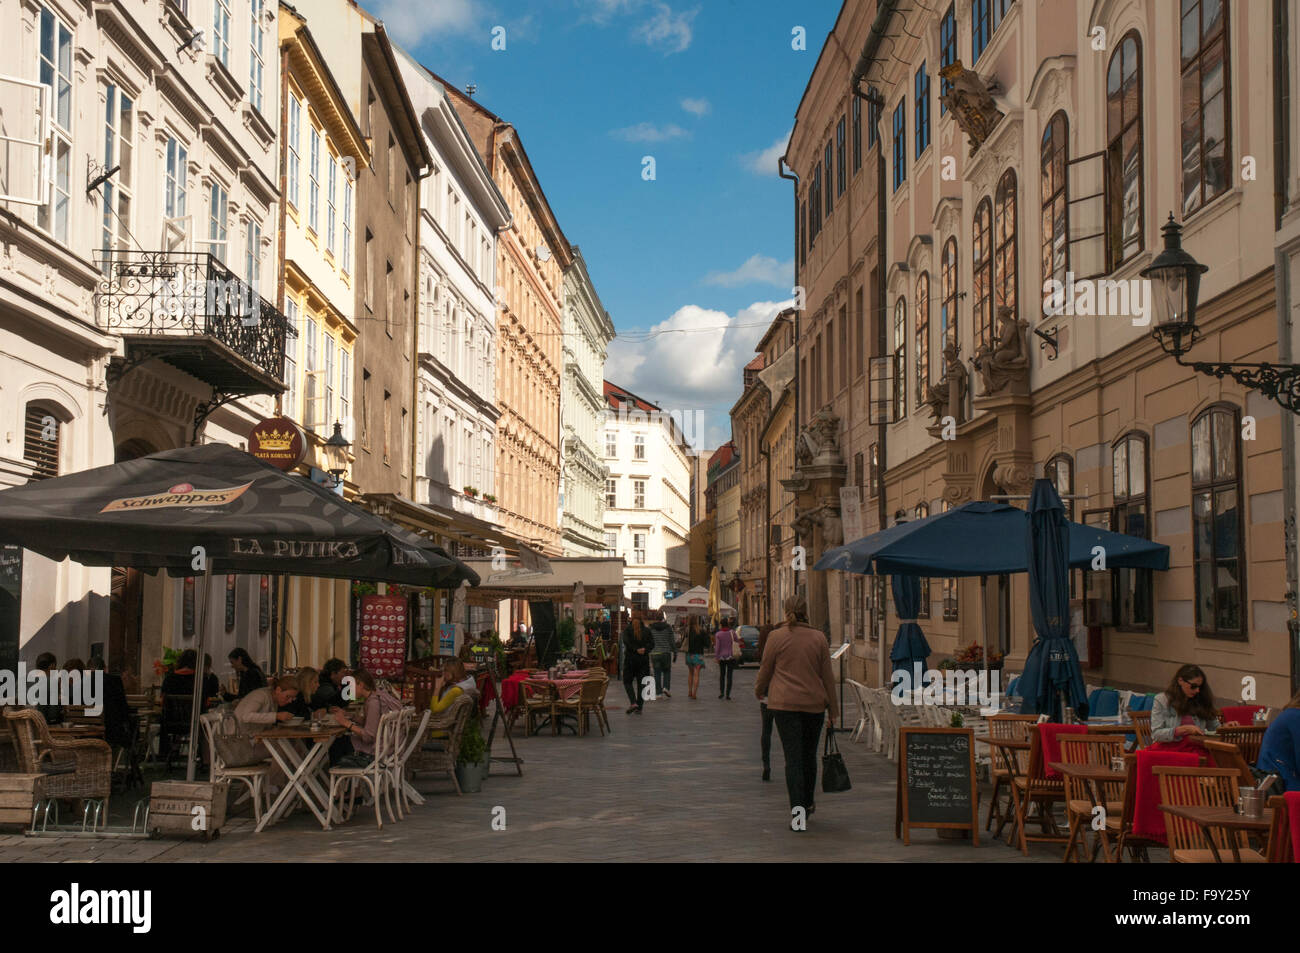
[556, 616, 576, 654]
[152, 646, 183, 679]
[483, 493, 497, 504]
[455, 713, 487, 793]
[463, 485, 478, 498]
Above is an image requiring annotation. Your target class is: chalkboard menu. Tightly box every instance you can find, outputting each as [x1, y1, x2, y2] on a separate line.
[0, 545, 20, 675]
[895, 727, 979, 845]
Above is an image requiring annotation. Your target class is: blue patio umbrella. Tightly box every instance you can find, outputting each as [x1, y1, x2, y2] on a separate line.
[1019, 479, 1088, 721]
[889, 573, 930, 677]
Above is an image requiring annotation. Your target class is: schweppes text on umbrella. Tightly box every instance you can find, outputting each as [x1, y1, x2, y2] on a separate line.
[99, 482, 252, 512]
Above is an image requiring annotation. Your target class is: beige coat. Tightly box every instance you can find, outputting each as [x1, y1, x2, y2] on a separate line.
[754, 623, 838, 714]
[234, 687, 279, 727]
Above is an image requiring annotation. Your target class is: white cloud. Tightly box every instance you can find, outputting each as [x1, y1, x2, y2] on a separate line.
[635, 2, 697, 54]
[610, 122, 689, 142]
[369, 0, 477, 46]
[742, 129, 793, 176]
[703, 254, 793, 289]
[606, 298, 792, 449]
[680, 97, 711, 117]
[584, 0, 639, 24]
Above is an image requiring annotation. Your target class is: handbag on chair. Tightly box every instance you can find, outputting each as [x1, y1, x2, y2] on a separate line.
[822, 727, 851, 793]
[212, 711, 265, 768]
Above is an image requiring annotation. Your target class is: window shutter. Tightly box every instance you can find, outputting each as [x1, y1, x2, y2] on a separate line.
[23, 406, 59, 479]
[868, 356, 897, 425]
[1066, 149, 1107, 281]
[0, 75, 50, 205]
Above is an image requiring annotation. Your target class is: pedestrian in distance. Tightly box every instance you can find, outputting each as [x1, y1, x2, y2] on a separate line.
[683, 616, 709, 699]
[648, 609, 677, 698]
[713, 617, 739, 700]
[621, 609, 653, 714]
[756, 622, 776, 780]
[754, 595, 838, 829]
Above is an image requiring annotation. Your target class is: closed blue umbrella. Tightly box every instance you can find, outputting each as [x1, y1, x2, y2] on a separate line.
[1019, 478, 1088, 721]
[889, 573, 930, 676]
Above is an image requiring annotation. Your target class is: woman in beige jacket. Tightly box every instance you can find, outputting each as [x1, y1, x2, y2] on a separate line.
[754, 596, 837, 828]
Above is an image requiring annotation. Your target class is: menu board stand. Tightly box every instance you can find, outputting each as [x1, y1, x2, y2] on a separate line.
[895, 726, 979, 846]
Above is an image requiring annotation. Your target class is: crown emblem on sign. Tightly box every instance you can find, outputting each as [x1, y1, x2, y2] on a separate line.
[254, 428, 294, 451]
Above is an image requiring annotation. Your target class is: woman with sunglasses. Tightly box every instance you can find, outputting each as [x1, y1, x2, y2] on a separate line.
[1151, 664, 1220, 746]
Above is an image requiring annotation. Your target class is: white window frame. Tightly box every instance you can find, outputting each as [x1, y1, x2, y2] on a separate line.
[212, 0, 231, 69]
[304, 317, 320, 431]
[287, 96, 301, 209]
[206, 181, 228, 262]
[339, 347, 351, 441]
[605, 431, 616, 457]
[324, 333, 336, 429]
[245, 219, 261, 286]
[101, 83, 135, 259]
[283, 298, 299, 419]
[341, 174, 353, 276]
[248, 0, 264, 112]
[634, 480, 646, 509]
[634, 434, 646, 460]
[308, 124, 321, 233]
[633, 532, 647, 565]
[326, 154, 337, 256]
[164, 136, 188, 248]
[605, 478, 617, 508]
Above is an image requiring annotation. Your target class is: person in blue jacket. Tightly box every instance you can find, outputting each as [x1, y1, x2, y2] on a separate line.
[1258, 689, 1300, 792]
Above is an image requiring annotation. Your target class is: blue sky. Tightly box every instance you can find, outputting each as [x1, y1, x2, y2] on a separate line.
[375, 0, 841, 449]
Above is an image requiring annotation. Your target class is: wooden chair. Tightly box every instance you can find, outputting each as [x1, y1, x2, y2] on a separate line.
[1059, 734, 1125, 862]
[1128, 710, 1152, 749]
[1266, 796, 1294, 863]
[1217, 725, 1265, 765]
[1202, 739, 1256, 790]
[521, 680, 557, 737]
[198, 710, 270, 825]
[1114, 754, 1161, 862]
[986, 714, 1037, 836]
[1008, 727, 1072, 855]
[1153, 766, 1265, 863]
[408, 693, 475, 796]
[4, 708, 112, 815]
[328, 708, 401, 829]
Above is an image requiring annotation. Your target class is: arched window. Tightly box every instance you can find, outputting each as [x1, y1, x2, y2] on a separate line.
[994, 169, 1017, 318]
[893, 297, 907, 418]
[1179, 2, 1229, 214]
[915, 272, 930, 406]
[1112, 431, 1152, 630]
[1191, 405, 1244, 638]
[940, 238, 958, 348]
[972, 199, 993, 350]
[23, 402, 63, 480]
[1041, 112, 1069, 290]
[1107, 32, 1144, 268]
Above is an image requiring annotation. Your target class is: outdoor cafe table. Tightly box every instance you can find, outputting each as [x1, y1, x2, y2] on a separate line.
[1051, 761, 1126, 861]
[1158, 803, 1274, 863]
[521, 675, 588, 735]
[251, 723, 346, 832]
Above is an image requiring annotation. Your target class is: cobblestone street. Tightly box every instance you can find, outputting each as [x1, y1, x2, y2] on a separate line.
[0, 662, 1060, 863]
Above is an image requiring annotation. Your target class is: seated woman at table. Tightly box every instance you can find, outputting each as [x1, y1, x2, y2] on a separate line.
[1258, 689, 1300, 792]
[234, 673, 301, 729]
[225, 647, 266, 701]
[426, 660, 475, 738]
[281, 667, 326, 721]
[313, 659, 348, 710]
[1151, 664, 1220, 747]
[331, 668, 400, 768]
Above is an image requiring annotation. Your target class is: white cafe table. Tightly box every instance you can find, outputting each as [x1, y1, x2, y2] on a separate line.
[250, 723, 347, 832]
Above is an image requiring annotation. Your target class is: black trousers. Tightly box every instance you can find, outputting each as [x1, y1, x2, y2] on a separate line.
[772, 710, 825, 812]
[717, 659, 734, 697]
[760, 702, 774, 769]
[624, 665, 648, 707]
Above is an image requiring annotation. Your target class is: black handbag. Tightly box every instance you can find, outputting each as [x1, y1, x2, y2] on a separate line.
[821, 727, 851, 793]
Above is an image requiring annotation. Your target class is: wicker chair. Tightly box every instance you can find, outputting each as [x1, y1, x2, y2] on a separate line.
[4, 708, 112, 811]
[521, 680, 557, 737]
[1217, 725, 1266, 765]
[1128, 710, 1153, 749]
[1153, 765, 1265, 863]
[408, 694, 475, 796]
[1059, 734, 1125, 862]
[555, 677, 607, 737]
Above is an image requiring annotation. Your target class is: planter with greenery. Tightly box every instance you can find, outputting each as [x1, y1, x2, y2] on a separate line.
[556, 617, 576, 654]
[483, 494, 497, 504]
[462, 486, 478, 498]
[455, 713, 487, 792]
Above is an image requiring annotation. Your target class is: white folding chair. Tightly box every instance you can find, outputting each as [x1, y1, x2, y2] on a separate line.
[200, 710, 270, 826]
[394, 708, 430, 815]
[328, 709, 400, 829]
[845, 679, 872, 743]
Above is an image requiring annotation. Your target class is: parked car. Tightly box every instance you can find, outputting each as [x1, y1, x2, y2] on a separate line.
[736, 626, 760, 666]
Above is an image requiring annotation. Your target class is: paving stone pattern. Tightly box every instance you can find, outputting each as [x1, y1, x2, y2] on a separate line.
[0, 661, 1063, 863]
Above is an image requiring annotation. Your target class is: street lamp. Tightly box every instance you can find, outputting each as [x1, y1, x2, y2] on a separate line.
[1143, 213, 1300, 413]
[322, 421, 350, 488]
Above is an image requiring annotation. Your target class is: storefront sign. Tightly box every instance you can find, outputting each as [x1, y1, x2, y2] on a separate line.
[100, 482, 252, 513]
[439, 623, 457, 655]
[839, 486, 863, 544]
[248, 417, 306, 471]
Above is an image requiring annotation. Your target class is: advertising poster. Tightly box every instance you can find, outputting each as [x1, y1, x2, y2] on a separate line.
[439, 622, 457, 655]
[359, 594, 408, 680]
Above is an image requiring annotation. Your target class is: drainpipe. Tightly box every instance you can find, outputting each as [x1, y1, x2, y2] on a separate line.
[762, 442, 772, 626]
[778, 155, 801, 595]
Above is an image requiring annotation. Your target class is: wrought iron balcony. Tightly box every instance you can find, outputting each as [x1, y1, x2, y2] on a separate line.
[95, 250, 294, 396]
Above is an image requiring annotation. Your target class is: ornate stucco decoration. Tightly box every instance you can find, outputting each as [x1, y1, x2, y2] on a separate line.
[938, 61, 1005, 157]
[794, 409, 843, 468]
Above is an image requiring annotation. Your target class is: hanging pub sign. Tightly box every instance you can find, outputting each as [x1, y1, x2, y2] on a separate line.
[248, 416, 306, 471]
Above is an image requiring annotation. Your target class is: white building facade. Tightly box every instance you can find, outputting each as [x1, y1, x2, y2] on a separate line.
[601, 382, 690, 611]
[560, 247, 614, 556]
[394, 51, 510, 530]
[0, 0, 285, 677]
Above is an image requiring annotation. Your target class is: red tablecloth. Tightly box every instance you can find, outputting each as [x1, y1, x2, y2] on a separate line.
[1039, 723, 1089, 778]
[1220, 705, 1264, 726]
[1287, 791, 1300, 863]
[1132, 748, 1202, 841]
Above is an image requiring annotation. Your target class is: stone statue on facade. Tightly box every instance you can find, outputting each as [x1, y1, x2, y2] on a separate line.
[973, 305, 1029, 395]
[795, 409, 843, 467]
[938, 61, 1005, 156]
[924, 339, 968, 431]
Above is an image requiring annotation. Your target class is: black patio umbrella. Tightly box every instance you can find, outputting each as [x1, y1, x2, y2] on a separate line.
[0, 443, 478, 780]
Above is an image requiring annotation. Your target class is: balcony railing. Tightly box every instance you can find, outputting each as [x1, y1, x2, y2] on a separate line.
[95, 250, 294, 392]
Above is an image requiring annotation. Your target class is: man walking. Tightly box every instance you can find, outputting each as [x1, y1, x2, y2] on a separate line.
[648, 610, 677, 698]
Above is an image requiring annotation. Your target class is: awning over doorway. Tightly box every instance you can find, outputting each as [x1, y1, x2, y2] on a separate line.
[457, 557, 625, 607]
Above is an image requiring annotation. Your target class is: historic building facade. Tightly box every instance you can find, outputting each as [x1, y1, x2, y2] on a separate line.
[0, 0, 287, 676]
[706, 442, 741, 584]
[602, 382, 690, 611]
[560, 247, 615, 556]
[756, 311, 798, 626]
[732, 356, 770, 625]
[449, 92, 572, 557]
[826, 0, 1291, 701]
